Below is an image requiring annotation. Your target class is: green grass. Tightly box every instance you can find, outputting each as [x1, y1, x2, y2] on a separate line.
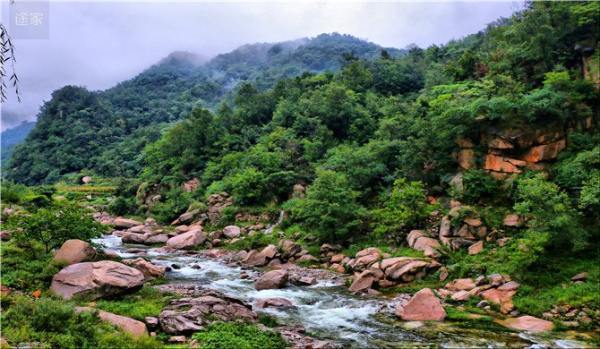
[444, 306, 511, 332]
[191, 322, 288, 349]
[2, 294, 161, 348]
[342, 241, 425, 259]
[513, 255, 600, 317]
[93, 286, 175, 321]
[224, 233, 279, 251]
[380, 276, 445, 295]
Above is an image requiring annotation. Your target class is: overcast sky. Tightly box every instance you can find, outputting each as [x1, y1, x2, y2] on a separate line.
[0, 1, 522, 131]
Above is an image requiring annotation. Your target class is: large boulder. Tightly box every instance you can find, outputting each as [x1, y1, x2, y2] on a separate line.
[76, 307, 147, 337]
[348, 270, 376, 293]
[166, 228, 205, 250]
[51, 261, 144, 300]
[255, 297, 294, 309]
[159, 290, 256, 334]
[123, 258, 166, 280]
[53, 239, 96, 265]
[280, 239, 302, 259]
[445, 278, 476, 291]
[121, 232, 150, 244]
[395, 288, 446, 321]
[386, 260, 429, 281]
[114, 217, 143, 229]
[243, 244, 278, 267]
[222, 225, 241, 239]
[0, 231, 11, 241]
[255, 270, 288, 290]
[497, 315, 553, 333]
[181, 178, 200, 192]
[481, 288, 517, 314]
[412, 237, 441, 258]
[145, 234, 169, 244]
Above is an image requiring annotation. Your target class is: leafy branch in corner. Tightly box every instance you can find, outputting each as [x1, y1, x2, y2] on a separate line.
[0, 23, 21, 103]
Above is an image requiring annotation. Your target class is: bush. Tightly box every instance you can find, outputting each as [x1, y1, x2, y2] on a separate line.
[191, 322, 287, 349]
[2, 295, 160, 349]
[225, 233, 279, 251]
[459, 169, 501, 204]
[0, 240, 62, 291]
[149, 188, 192, 223]
[514, 173, 586, 251]
[223, 167, 268, 205]
[7, 202, 107, 253]
[371, 178, 432, 239]
[1, 181, 29, 204]
[284, 170, 366, 243]
[108, 196, 138, 216]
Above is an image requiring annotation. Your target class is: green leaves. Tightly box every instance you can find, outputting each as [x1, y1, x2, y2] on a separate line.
[371, 178, 432, 239]
[7, 202, 107, 252]
[285, 170, 366, 243]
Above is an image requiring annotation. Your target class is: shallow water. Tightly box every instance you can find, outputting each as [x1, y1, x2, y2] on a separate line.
[92, 235, 590, 348]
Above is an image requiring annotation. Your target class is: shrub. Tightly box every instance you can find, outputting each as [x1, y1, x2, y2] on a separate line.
[191, 322, 287, 349]
[1, 181, 29, 204]
[2, 295, 160, 349]
[284, 170, 366, 243]
[7, 202, 107, 253]
[108, 196, 138, 216]
[149, 188, 192, 223]
[222, 167, 268, 205]
[371, 178, 432, 239]
[225, 233, 279, 251]
[459, 169, 501, 204]
[514, 173, 586, 251]
[0, 240, 62, 291]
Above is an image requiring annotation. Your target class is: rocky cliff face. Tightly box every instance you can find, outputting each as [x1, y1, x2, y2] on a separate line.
[456, 117, 594, 179]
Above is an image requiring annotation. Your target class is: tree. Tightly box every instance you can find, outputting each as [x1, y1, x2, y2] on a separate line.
[371, 178, 432, 239]
[285, 170, 365, 243]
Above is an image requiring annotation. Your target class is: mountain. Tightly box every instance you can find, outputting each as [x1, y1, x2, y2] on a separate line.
[6, 33, 404, 184]
[1, 121, 35, 167]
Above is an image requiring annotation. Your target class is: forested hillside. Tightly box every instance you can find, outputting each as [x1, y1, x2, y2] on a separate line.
[122, 1, 598, 287]
[5, 34, 402, 183]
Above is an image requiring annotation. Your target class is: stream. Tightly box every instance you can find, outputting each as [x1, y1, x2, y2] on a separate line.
[93, 234, 590, 348]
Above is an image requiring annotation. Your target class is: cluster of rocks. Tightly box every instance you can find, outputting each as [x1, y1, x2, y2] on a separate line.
[542, 304, 596, 327]
[438, 204, 492, 253]
[408, 202, 522, 256]
[205, 192, 234, 223]
[106, 215, 207, 251]
[158, 289, 257, 334]
[319, 247, 438, 294]
[436, 274, 520, 314]
[230, 240, 316, 269]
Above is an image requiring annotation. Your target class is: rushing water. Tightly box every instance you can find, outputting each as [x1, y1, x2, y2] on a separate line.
[93, 235, 591, 348]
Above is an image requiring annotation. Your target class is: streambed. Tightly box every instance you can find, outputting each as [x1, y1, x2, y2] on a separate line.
[93, 235, 590, 348]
